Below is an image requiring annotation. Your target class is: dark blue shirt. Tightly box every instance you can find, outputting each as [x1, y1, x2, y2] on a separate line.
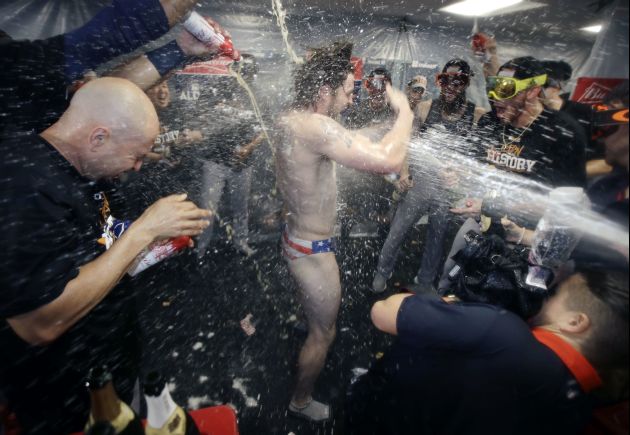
[362, 294, 593, 435]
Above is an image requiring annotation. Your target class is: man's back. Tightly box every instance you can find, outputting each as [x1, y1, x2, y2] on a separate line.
[276, 111, 338, 239]
[349, 295, 593, 435]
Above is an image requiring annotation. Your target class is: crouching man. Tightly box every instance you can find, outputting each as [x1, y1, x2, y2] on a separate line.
[347, 267, 628, 435]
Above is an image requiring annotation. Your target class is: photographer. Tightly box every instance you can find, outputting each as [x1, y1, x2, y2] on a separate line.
[346, 267, 628, 435]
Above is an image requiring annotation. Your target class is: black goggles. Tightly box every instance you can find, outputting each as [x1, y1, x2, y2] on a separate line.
[591, 106, 629, 139]
[409, 84, 426, 93]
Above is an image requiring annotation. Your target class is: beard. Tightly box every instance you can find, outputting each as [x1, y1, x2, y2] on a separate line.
[439, 92, 467, 115]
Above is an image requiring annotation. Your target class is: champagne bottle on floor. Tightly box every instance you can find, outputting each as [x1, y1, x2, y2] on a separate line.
[144, 371, 200, 435]
[84, 366, 144, 435]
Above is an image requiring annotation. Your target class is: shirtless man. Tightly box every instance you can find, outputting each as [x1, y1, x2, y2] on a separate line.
[276, 42, 413, 422]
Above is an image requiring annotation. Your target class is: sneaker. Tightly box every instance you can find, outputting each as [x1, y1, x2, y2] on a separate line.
[372, 272, 389, 294]
[288, 398, 331, 423]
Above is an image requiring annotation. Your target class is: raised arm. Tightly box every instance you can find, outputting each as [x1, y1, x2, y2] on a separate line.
[302, 85, 413, 174]
[106, 16, 238, 91]
[159, 0, 198, 26]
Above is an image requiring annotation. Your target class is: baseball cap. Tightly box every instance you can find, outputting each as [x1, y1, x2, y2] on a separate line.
[498, 56, 547, 80]
[408, 75, 428, 89]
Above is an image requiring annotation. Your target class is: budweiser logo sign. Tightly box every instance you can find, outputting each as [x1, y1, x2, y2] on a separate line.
[572, 77, 627, 105]
[577, 82, 612, 104]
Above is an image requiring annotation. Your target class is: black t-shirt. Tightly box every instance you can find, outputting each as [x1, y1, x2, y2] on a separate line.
[475, 109, 587, 188]
[587, 169, 629, 226]
[195, 104, 262, 168]
[0, 36, 67, 139]
[422, 99, 477, 136]
[559, 95, 600, 160]
[0, 135, 140, 433]
[354, 295, 593, 435]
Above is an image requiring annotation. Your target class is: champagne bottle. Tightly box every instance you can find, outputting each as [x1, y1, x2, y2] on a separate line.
[144, 371, 200, 435]
[84, 366, 144, 435]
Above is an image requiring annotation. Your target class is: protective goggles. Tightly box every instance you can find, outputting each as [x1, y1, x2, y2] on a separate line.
[437, 73, 469, 88]
[486, 74, 548, 100]
[591, 106, 629, 139]
[408, 83, 426, 93]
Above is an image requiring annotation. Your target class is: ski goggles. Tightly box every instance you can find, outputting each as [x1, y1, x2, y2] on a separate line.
[486, 74, 548, 100]
[437, 73, 470, 88]
[591, 105, 629, 139]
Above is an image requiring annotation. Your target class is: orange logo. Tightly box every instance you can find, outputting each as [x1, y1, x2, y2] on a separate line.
[612, 109, 629, 123]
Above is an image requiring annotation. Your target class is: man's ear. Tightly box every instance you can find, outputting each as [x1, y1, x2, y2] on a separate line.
[89, 127, 110, 152]
[318, 85, 333, 99]
[560, 311, 591, 334]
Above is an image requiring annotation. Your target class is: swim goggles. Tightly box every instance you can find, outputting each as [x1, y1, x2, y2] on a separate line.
[486, 74, 548, 100]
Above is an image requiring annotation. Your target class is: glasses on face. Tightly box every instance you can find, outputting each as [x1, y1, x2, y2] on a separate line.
[366, 76, 389, 92]
[437, 73, 470, 88]
[591, 106, 629, 139]
[410, 85, 426, 94]
[486, 74, 548, 101]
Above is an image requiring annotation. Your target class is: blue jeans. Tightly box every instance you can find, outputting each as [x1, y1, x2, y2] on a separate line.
[376, 170, 451, 286]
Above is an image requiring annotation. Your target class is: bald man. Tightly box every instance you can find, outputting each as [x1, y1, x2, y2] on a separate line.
[0, 77, 211, 434]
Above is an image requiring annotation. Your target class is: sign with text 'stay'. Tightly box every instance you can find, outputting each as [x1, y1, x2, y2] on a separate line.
[572, 77, 627, 105]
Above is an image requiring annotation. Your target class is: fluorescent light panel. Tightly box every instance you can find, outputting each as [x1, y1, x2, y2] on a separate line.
[441, 0, 524, 17]
[581, 24, 603, 33]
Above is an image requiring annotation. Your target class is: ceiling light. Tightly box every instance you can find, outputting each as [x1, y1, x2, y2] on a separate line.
[581, 25, 603, 33]
[440, 0, 523, 17]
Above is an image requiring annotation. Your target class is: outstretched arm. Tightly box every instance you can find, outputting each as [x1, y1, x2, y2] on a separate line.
[301, 85, 413, 174]
[106, 16, 237, 91]
[64, 0, 200, 82]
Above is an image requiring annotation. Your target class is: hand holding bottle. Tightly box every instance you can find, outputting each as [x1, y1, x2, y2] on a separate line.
[134, 194, 211, 243]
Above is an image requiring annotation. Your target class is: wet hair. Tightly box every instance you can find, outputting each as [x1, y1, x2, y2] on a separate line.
[604, 81, 629, 107]
[368, 67, 392, 83]
[235, 53, 259, 81]
[566, 267, 629, 371]
[442, 58, 474, 77]
[293, 41, 354, 109]
[542, 60, 573, 88]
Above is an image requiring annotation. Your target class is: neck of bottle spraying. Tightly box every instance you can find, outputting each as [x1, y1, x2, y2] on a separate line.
[145, 385, 178, 429]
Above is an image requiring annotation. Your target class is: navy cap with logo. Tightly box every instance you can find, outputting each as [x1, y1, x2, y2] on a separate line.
[368, 67, 392, 82]
[499, 56, 547, 80]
